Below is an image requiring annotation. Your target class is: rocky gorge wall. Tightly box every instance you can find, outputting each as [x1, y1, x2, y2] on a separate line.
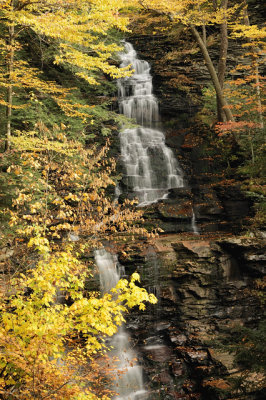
[123, 29, 254, 236]
[109, 20, 266, 400]
[115, 236, 265, 400]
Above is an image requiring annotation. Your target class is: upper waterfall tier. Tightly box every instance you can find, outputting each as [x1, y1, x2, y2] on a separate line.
[118, 42, 159, 126]
[118, 42, 184, 206]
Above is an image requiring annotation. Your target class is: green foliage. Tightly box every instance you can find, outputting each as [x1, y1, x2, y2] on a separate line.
[227, 322, 266, 372]
[237, 128, 266, 178]
[198, 84, 217, 126]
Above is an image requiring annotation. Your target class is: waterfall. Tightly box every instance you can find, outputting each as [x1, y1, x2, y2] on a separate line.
[118, 42, 183, 206]
[191, 210, 199, 235]
[95, 249, 148, 400]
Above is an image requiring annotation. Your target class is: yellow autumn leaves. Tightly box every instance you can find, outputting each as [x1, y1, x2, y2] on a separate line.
[0, 242, 157, 399]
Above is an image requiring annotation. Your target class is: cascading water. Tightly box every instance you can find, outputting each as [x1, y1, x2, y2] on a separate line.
[95, 249, 147, 400]
[118, 42, 183, 206]
[191, 210, 200, 235]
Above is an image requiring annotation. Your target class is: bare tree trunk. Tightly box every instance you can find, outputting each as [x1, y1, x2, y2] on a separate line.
[202, 25, 207, 46]
[190, 25, 234, 122]
[217, 0, 228, 122]
[197, 4, 207, 46]
[5, 22, 14, 151]
[243, 2, 264, 129]
[253, 60, 264, 129]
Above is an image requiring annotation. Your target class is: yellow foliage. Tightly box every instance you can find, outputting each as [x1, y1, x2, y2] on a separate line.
[0, 245, 157, 399]
[0, 0, 133, 127]
[136, 0, 237, 26]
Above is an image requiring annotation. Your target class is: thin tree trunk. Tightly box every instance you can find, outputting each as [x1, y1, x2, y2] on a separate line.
[253, 60, 264, 129]
[197, 4, 207, 46]
[202, 25, 207, 46]
[249, 130, 255, 166]
[243, 2, 264, 129]
[217, 0, 228, 122]
[190, 24, 234, 122]
[5, 23, 14, 151]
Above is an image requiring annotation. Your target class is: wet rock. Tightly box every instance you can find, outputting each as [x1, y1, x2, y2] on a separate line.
[208, 349, 235, 373]
[131, 234, 265, 399]
[219, 253, 242, 282]
[171, 360, 185, 377]
[158, 202, 192, 220]
[185, 349, 210, 365]
[244, 253, 266, 262]
[178, 240, 213, 258]
[161, 286, 178, 303]
[168, 188, 192, 200]
[169, 334, 187, 346]
[155, 321, 171, 331]
[158, 371, 173, 384]
[143, 344, 172, 362]
[187, 285, 210, 299]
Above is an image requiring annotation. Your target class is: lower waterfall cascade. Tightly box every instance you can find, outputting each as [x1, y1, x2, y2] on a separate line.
[95, 249, 148, 400]
[191, 210, 200, 235]
[118, 42, 184, 206]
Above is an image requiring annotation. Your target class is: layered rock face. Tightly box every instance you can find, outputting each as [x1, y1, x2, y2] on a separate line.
[112, 12, 265, 399]
[123, 237, 265, 400]
[113, 35, 265, 391]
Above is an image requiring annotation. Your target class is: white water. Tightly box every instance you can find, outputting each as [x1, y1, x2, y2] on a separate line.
[191, 210, 199, 235]
[95, 249, 148, 400]
[118, 42, 183, 206]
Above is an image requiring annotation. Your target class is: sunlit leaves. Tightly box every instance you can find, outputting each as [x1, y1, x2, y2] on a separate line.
[138, 0, 237, 26]
[0, 0, 133, 139]
[1, 0, 131, 81]
[0, 245, 156, 399]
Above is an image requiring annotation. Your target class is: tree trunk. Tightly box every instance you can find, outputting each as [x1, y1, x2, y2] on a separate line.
[5, 23, 14, 151]
[253, 60, 264, 129]
[202, 24, 207, 46]
[217, 0, 228, 122]
[190, 24, 234, 122]
[197, 4, 207, 46]
[243, 2, 264, 129]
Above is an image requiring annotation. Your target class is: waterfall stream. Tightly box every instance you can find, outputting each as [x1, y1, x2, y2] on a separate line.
[191, 210, 200, 235]
[102, 41, 201, 399]
[95, 249, 147, 400]
[118, 42, 183, 206]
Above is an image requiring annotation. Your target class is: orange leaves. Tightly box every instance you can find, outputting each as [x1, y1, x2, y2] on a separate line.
[232, 78, 249, 86]
[203, 378, 230, 390]
[215, 121, 261, 136]
[88, 193, 98, 202]
[5, 131, 147, 245]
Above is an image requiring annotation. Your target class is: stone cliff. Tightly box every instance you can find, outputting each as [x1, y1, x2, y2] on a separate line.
[112, 15, 266, 399]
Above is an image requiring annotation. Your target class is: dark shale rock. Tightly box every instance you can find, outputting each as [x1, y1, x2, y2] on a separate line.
[123, 236, 265, 399]
[112, 7, 265, 398]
